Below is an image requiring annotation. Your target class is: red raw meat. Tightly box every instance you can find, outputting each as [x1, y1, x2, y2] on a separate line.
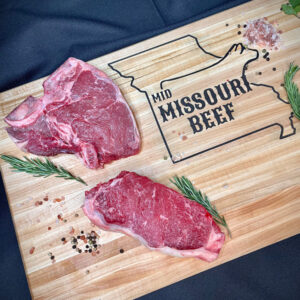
[5, 58, 140, 169]
[83, 171, 225, 262]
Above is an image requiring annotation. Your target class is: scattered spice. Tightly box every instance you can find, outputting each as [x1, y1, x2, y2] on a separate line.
[29, 247, 35, 254]
[57, 214, 62, 220]
[223, 183, 229, 189]
[48, 226, 52, 230]
[120, 249, 124, 254]
[163, 155, 168, 160]
[72, 245, 76, 249]
[243, 24, 247, 28]
[61, 237, 66, 242]
[280, 83, 284, 87]
[237, 24, 241, 28]
[50, 255, 55, 260]
[182, 135, 187, 141]
[226, 23, 229, 27]
[237, 31, 241, 35]
[266, 57, 270, 61]
[69, 227, 75, 235]
[272, 67, 276, 71]
[43, 195, 48, 201]
[53, 198, 62, 203]
[85, 270, 90, 274]
[75, 213, 79, 217]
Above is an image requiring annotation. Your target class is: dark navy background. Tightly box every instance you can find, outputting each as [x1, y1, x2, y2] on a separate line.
[0, 1, 299, 299]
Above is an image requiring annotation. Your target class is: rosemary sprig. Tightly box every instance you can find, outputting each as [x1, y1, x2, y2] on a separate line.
[170, 175, 231, 237]
[0, 154, 87, 185]
[284, 62, 300, 120]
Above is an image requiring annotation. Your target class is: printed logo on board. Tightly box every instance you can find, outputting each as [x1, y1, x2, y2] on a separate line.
[109, 35, 296, 163]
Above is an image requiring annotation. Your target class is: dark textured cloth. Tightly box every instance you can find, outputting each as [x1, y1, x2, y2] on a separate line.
[0, 1, 299, 299]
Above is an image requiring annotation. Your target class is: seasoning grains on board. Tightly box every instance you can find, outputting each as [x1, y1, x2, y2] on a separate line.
[243, 18, 281, 50]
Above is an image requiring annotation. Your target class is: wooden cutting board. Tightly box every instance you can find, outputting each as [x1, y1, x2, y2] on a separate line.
[0, 0, 299, 299]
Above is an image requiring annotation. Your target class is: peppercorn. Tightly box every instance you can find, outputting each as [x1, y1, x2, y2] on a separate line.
[72, 245, 76, 249]
[81, 231, 84, 234]
[120, 249, 124, 254]
[61, 237, 66, 242]
[88, 249, 92, 253]
[86, 245, 89, 249]
[51, 255, 55, 260]
[78, 249, 82, 253]
[238, 31, 241, 35]
[272, 67, 276, 71]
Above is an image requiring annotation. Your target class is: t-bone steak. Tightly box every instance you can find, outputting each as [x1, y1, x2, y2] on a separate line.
[83, 171, 225, 262]
[4, 58, 140, 169]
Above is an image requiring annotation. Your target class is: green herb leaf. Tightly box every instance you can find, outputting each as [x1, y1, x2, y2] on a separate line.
[0, 154, 87, 185]
[295, 5, 300, 13]
[289, 0, 300, 8]
[170, 175, 231, 237]
[282, 4, 297, 15]
[284, 63, 300, 120]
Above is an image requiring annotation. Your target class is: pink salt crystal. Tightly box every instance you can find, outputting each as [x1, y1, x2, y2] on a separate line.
[243, 18, 281, 50]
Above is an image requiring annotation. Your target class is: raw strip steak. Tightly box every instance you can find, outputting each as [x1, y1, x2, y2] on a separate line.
[5, 58, 140, 169]
[83, 171, 225, 262]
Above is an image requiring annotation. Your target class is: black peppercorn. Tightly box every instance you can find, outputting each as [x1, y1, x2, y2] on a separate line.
[72, 245, 76, 249]
[120, 249, 124, 254]
[51, 255, 55, 260]
[61, 237, 65, 242]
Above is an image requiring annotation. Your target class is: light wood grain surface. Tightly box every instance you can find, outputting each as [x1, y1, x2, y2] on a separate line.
[0, 0, 300, 299]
